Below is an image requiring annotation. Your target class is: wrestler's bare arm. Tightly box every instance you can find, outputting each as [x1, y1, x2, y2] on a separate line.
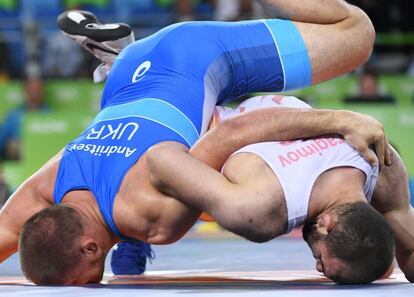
[148, 142, 270, 240]
[258, 0, 375, 84]
[148, 108, 391, 239]
[192, 107, 390, 171]
[371, 148, 414, 282]
[0, 154, 59, 262]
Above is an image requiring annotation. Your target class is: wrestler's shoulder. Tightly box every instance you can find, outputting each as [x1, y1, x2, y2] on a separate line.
[223, 151, 275, 183]
[27, 152, 63, 203]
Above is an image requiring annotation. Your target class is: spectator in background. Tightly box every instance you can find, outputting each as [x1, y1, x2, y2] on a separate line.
[344, 67, 396, 103]
[158, 0, 261, 22]
[156, 0, 213, 21]
[42, 31, 85, 78]
[176, 0, 195, 21]
[0, 77, 49, 161]
[159, 0, 255, 22]
[214, 0, 256, 21]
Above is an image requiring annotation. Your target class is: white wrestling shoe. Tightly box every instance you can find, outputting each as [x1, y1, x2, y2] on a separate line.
[58, 10, 135, 82]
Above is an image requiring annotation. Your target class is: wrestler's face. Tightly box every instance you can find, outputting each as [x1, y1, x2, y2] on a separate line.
[63, 255, 105, 285]
[302, 218, 348, 282]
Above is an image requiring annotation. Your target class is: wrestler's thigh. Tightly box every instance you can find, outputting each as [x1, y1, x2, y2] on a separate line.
[293, 8, 374, 85]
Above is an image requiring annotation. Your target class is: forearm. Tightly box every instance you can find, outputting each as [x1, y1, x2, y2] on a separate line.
[390, 208, 414, 283]
[0, 228, 18, 263]
[382, 206, 414, 282]
[257, 0, 354, 24]
[148, 142, 234, 212]
[191, 108, 350, 170]
[397, 251, 414, 282]
[148, 143, 191, 199]
[0, 169, 54, 264]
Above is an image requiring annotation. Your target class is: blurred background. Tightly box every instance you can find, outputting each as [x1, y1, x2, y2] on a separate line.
[0, 0, 413, 210]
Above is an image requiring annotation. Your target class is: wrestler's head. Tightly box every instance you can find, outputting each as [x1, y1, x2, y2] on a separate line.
[302, 201, 395, 284]
[19, 205, 105, 285]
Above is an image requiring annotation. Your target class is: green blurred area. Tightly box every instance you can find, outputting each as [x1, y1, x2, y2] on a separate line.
[63, 0, 109, 8]
[0, 0, 16, 10]
[0, 76, 413, 189]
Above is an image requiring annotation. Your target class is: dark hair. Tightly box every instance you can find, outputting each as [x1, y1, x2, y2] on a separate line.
[327, 202, 395, 284]
[19, 205, 84, 284]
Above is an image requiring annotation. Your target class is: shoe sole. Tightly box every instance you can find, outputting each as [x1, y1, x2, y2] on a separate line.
[58, 10, 132, 42]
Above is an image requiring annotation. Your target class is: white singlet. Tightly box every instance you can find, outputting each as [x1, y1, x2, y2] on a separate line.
[215, 95, 379, 232]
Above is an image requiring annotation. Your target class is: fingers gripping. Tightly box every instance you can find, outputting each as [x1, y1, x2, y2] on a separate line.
[345, 134, 377, 166]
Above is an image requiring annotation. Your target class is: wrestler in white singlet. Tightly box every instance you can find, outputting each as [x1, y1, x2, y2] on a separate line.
[215, 95, 379, 232]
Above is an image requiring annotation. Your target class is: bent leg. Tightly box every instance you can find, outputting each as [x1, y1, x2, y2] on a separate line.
[58, 10, 135, 82]
[258, 0, 375, 84]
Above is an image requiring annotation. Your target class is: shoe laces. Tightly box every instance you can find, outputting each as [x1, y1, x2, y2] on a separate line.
[116, 241, 156, 263]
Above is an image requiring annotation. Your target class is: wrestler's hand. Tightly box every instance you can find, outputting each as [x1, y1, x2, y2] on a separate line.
[337, 110, 392, 167]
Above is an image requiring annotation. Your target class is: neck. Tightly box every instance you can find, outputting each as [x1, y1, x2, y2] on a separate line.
[308, 167, 367, 220]
[62, 191, 119, 252]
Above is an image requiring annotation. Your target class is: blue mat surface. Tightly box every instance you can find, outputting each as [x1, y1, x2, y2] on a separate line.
[0, 238, 412, 297]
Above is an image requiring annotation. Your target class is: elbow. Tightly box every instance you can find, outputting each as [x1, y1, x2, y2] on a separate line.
[229, 222, 275, 243]
[148, 171, 164, 193]
[147, 141, 189, 192]
[147, 142, 176, 190]
[215, 116, 243, 136]
[217, 205, 277, 243]
[218, 114, 251, 144]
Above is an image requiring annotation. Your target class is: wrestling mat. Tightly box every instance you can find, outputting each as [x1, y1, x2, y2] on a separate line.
[0, 236, 412, 297]
[0, 269, 408, 285]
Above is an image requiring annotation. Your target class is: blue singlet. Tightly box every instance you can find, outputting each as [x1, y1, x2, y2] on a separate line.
[54, 19, 312, 240]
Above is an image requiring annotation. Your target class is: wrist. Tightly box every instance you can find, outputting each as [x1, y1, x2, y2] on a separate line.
[329, 110, 351, 136]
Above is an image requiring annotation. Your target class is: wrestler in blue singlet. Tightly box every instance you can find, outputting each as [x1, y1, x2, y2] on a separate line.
[54, 19, 312, 241]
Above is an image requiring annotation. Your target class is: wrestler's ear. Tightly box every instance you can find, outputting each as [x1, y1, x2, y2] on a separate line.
[317, 213, 337, 235]
[81, 239, 99, 256]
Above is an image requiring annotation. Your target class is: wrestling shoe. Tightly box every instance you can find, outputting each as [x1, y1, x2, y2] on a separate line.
[57, 10, 135, 82]
[111, 241, 155, 275]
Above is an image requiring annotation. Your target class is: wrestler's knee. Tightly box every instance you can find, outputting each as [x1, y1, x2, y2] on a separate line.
[346, 5, 375, 63]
